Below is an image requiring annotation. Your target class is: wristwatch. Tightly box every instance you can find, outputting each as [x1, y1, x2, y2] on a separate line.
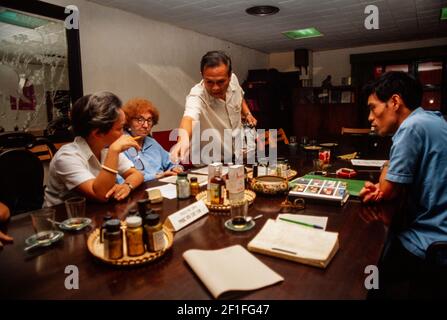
[125, 182, 134, 191]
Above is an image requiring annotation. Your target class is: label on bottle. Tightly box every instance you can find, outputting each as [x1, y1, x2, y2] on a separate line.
[152, 229, 165, 251]
[209, 182, 223, 204]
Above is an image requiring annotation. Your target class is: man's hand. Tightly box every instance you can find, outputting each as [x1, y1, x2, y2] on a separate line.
[359, 181, 384, 203]
[245, 113, 257, 127]
[170, 140, 190, 164]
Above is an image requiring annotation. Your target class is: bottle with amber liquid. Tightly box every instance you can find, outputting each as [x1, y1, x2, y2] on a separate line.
[209, 166, 225, 205]
[125, 216, 145, 256]
[103, 219, 123, 260]
[144, 213, 165, 252]
[189, 177, 200, 196]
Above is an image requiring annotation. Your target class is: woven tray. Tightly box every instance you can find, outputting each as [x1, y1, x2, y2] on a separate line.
[87, 225, 173, 266]
[247, 169, 297, 180]
[195, 189, 256, 212]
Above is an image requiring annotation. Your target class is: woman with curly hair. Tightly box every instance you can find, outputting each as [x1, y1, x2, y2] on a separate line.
[122, 98, 183, 181]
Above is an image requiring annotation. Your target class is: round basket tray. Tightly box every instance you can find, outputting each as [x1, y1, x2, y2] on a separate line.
[247, 169, 297, 180]
[87, 225, 174, 266]
[195, 189, 256, 212]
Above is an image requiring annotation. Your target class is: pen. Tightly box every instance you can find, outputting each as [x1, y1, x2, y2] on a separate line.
[279, 217, 324, 229]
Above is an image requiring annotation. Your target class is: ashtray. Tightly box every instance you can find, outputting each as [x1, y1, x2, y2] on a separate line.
[319, 142, 338, 148]
[304, 145, 322, 151]
[224, 218, 255, 232]
[24, 230, 64, 251]
[59, 217, 92, 231]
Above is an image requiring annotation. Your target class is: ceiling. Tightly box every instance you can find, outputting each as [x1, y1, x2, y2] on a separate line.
[88, 0, 447, 53]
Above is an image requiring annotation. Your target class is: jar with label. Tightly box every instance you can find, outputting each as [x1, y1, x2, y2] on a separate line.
[103, 219, 123, 260]
[176, 172, 191, 199]
[190, 177, 200, 196]
[125, 216, 145, 256]
[209, 166, 224, 205]
[144, 214, 165, 252]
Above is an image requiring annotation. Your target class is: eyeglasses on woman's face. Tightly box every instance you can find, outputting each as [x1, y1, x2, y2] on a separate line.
[133, 116, 153, 126]
[128, 147, 144, 171]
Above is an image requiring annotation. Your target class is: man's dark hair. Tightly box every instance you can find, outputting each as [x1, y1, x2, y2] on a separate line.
[200, 51, 232, 76]
[71, 91, 122, 137]
[362, 71, 422, 110]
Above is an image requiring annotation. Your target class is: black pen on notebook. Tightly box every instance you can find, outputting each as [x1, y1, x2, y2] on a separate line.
[279, 217, 324, 229]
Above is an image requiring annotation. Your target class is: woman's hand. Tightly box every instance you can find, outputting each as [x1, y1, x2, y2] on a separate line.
[0, 230, 13, 249]
[105, 183, 132, 201]
[109, 135, 141, 153]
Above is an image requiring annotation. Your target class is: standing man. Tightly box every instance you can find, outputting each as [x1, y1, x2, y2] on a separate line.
[359, 71, 447, 298]
[170, 51, 256, 164]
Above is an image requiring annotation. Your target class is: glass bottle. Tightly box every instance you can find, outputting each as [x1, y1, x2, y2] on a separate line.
[144, 214, 165, 252]
[190, 177, 200, 196]
[176, 172, 191, 199]
[125, 216, 145, 256]
[209, 166, 225, 205]
[137, 199, 150, 218]
[100, 213, 113, 243]
[103, 219, 123, 260]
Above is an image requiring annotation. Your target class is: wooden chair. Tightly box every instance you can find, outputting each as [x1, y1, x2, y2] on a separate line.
[0, 148, 44, 215]
[0, 132, 57, 161]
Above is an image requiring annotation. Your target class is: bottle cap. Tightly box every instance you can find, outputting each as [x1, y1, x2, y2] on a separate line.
[105, 219, 121, 232]
[144, 213, 160, 226]
[178, 172, 187, 178]
[190, 177, 198, 182]
[126, 216, 142, 228]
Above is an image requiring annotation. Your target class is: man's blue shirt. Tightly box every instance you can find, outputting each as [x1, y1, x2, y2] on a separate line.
[386, 107, 447, 258]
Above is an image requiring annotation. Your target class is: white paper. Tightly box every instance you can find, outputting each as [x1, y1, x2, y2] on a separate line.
[190, 166, 229, 176]
[159, 174, 208, 186]
[183, 245, 284, 299]
[146, 183, 177, 199]
[277, 214, 328, 230]
[351, 159, 387, 167]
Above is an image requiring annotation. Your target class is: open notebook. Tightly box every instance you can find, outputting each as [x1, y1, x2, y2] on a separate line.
[183, 245, 284, 299]
[248, 219, 339, 268]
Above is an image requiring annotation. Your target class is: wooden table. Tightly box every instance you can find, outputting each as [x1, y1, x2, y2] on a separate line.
[0, 156, 394, 300]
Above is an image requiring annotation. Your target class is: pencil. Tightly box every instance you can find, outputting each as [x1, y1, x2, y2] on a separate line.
[132, 136, 143, 141]
[279, 217, 324, 229]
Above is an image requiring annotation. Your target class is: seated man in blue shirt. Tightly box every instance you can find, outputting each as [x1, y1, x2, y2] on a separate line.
[360, 71, 447, 298]
[122, 98, 183, 181]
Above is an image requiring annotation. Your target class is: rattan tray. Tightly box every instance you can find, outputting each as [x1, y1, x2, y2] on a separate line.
[87, 225, 173, 266]
[195, 189, 256, 211]
[247, 169, 297, 180]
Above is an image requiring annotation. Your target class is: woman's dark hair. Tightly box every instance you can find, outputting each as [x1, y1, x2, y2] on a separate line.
[362, 71, 422, 110]
[71, 91, 122, 137]
[200, 51, 232, 76]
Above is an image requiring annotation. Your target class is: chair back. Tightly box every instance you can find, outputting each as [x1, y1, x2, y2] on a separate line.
[0, 148, 44, 215]
[0, 131, 57, 160]
[341, 127, 371, 135]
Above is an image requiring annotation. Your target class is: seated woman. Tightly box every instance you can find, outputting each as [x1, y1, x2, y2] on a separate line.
[44, 92, 144, 207]
[122, 98, 183, 181]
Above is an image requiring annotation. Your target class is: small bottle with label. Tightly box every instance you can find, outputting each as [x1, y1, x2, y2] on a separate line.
[189, 177, 200, 196]
[209, 166, 225, 205]
[144, 214, 165, 252]
[125, 216, 145, 256]
[176, 172, 191, 199]
[103, 219, 123, 260]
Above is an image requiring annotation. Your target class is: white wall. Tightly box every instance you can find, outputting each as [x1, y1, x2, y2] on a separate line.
[47, 0, 268, 131]
[269, 37, 447, 86]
